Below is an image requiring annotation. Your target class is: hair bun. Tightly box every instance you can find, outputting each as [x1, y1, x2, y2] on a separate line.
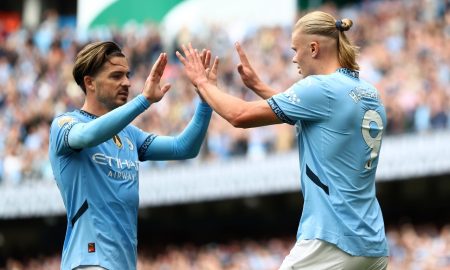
[335, 18, 353, 31]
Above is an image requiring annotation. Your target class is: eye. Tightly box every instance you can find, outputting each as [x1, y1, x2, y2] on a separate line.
[110, 73, 124, 80]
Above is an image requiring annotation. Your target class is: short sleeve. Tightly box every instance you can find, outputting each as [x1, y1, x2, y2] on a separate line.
[268, 76, 331, 124]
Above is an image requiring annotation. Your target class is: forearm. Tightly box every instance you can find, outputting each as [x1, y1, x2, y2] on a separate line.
[252, 81, 279, 99]
[141, 102, 212, 160]
[68, 95, 150, 148]
[196, 81, 282, 128]
[196, 81, 249, 126]
[175, 102, 212, 157]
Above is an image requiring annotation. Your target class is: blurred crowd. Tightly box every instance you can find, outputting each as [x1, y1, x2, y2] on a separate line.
[0, 0, 449, 185]
[3, 223, 450, 270]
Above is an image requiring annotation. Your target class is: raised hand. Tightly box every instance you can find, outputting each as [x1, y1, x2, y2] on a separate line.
[235, 42, 263, 90]
[176, 43, 209, 87]
[200, 49, 219, 86]
[235, 42, 277, 99]
[142, 53, 171, 103]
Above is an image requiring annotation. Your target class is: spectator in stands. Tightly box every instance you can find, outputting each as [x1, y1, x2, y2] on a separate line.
[7, 224, 450, 270]
[0, 0, 448, 185]
[177, 10, 389, 269]
[48, 41, 213, 270]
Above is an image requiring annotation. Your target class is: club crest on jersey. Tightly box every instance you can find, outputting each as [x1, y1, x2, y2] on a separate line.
[112, 135, 123, 148]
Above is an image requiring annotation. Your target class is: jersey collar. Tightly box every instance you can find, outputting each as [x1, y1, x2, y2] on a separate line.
[337, 68, 359, 79]
[78, 110, 98, 119]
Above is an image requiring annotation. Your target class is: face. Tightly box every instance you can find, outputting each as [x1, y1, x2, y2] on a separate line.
[291, 30, 314, 77]
[88, 56, 131, 111]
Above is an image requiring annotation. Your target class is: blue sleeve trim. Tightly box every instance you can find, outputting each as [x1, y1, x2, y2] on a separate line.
[267, 97, 296, 125]
[63, 121, 82, 152]
[138, 134, 157, 160]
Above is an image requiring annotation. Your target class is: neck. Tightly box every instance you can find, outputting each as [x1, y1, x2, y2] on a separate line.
[81, 100, 110, 117]
[311, 60, 341, 76]
[324, 55, 342, 74]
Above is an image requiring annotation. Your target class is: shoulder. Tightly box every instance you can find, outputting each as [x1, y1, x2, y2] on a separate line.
[51, 111, 77, 126]
[295, 75, 325, 86]
[290, 75, 331, 93]
[50, 111, 86, 134]
[285, 75, 331, 99]
[124, 123, 143, 135]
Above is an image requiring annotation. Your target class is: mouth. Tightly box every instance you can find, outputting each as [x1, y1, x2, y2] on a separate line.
[118, 90, 129, 98]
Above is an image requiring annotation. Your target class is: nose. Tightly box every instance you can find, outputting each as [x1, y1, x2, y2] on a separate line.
[122, 76, 131, 87]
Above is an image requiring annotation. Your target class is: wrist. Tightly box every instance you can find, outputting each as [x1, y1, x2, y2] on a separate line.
[195, 78, 209, 91]
[138, 94, 152, 108]
[253, 80, 266, 91]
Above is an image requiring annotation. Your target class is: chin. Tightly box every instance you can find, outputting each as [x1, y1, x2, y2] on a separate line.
[112, 99, 127, 109]
[118, 96, 128, 103]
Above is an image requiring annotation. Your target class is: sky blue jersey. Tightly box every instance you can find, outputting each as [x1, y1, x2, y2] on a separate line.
[49, 95, 212, 269]
[268, 68, 388, 257]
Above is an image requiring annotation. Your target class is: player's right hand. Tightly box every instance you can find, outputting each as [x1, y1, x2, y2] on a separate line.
[176, 43, 209, 88]
[142, 53, 171, 103]
[200, 49, 219, 86]
[235, 42, 262, 91]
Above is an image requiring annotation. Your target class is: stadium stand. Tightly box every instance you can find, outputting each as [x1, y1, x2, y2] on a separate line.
[0, 0, 449, 269]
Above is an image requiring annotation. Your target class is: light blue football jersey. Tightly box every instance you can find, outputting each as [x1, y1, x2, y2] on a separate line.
[50, 109, 151, 270]
[268, 68, 388, 257]
[49, 96, 212, 269]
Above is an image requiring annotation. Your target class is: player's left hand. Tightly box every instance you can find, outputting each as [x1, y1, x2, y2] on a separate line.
[235, 42, 262, 91]
[200, 49, 219, 86]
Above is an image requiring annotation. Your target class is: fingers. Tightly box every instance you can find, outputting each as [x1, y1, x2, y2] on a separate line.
[150, 53, 163, 77]
[188, 43, 202, 67]
[176, 43, 202, 66]
[184, 44, 195, 63]
[176, 44, 192, 65]
[237, 63, 244, 75]
[175, 50, 186, 65]
[161, 83, 171, 95]
[211, 56, 219, 74]
[158, 53, 167, 77]
[150, 53, 167, 81]
[176, 43, 212, 72]
[200, 49, 209, 68]
[235, 42, 250, 65]
[203, 50, 211, 69]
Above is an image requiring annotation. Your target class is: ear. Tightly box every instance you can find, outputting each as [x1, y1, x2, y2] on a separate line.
[83, 75, 95, 92]
[310, 41, 319, 58]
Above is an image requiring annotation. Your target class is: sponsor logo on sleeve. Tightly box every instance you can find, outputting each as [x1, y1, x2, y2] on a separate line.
[57, 116, 76, 127]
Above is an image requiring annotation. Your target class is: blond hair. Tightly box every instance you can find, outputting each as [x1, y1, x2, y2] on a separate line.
[73, 41, 125, 93]
[294, 11, 359, 70]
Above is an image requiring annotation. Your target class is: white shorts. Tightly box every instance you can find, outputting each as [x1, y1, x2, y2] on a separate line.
[279, 239, 388, 270]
